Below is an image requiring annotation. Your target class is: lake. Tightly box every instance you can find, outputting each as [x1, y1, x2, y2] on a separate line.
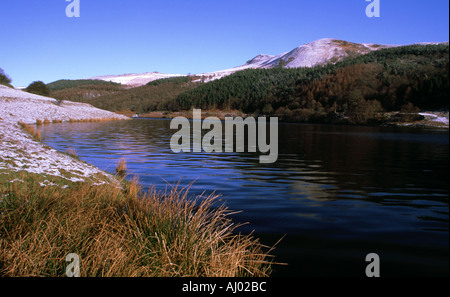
[37, 118, 449, 277]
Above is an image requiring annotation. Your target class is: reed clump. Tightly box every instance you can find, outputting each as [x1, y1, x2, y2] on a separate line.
[0, 176, 274, 277]
[116, 158, 127, 177]
[18, 122, 41, 141]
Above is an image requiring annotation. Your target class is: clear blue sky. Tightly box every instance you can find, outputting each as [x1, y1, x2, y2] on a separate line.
[1, 0, 448, 87]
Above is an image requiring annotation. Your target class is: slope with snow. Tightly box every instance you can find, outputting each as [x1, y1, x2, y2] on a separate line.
[0, 85, 128, 186]
[88, 38, 447, 86]
[0, 85, 128, 124]
[264, 38, 393, 68]
[90, 72, 186, 87]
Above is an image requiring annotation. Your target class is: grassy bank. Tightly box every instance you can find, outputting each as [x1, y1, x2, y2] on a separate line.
[0, 170, 274, 277]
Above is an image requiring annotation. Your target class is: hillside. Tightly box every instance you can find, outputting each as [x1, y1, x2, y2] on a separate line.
[0, 84, 128, 185]
[79, 76, 200, 114]
[90, 72, 186, 87]
[170, 43, 449, 125]
[89, 38, 395, 86]
[218, 38, 392, 71]
[54, 38, 400, 113]
[48, 79, 125, 102]
[38, 39, 449, 127]
[0, 84, 128, 124]
[59, 43, 450, 127]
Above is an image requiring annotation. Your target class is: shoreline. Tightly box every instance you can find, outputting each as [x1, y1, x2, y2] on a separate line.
[1, 84, 129, 186]
[123, 109, 449, 130]
[0, 85, 274, 277]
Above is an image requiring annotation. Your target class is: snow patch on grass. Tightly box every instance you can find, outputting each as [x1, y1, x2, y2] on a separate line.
[1, 85, 128, 186]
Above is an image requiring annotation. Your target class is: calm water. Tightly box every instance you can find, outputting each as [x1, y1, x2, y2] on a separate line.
[38, 119, 449, 277]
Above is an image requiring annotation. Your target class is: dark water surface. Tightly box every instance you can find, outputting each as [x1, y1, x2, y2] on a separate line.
[38, 119, 449, 277]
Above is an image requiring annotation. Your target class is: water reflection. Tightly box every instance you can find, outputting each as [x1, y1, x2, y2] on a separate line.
[38, 119, 449, 276]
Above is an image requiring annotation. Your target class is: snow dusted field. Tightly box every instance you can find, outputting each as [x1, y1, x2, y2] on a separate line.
[0, 85, 128, 186]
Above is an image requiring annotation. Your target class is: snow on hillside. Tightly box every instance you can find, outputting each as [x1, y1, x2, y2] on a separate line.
[191, 39, 393, 82]
[266, 38, 393, 68]
[85, 38, 447, 86]
[0, 85, 127, 186]
[95, 38, 394, 85]
[91, 72, 185, 87]
[0, 85, 127, 125]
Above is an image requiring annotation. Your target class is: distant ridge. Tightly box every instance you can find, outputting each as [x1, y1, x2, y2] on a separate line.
[89, 38, 448, 86]
[90, 72, 185, 88]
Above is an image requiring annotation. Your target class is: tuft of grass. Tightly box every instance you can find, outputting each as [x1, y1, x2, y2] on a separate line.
[0, 175, 276, 277]
[65, 147, 78, 159]
[18, 122, 41, 141]
[43, 119, 51, 125]
[35, 130, 41, 141]
[36, 119, 43, 126]
[116, 158, 127, 177]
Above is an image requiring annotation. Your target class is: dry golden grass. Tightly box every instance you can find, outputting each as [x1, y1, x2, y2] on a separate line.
[0, 176, 275, 277]
[18, 122, 41, 141]
[36, 119, 43, 126]
[116, 158, 127, 177]
[5, 117, 275, 277]
[35, 130, 41, 141]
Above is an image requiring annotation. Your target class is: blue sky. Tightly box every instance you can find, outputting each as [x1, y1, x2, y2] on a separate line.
[0, 0, 448, 87]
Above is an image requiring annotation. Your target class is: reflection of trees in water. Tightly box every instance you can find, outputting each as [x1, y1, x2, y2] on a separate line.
[278, 124, 448, 196]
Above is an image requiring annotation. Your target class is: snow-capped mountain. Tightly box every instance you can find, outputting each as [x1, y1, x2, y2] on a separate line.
[88, 38, 411, 86]
[193, 38, 394, 82]
[250, 38, 393, 68]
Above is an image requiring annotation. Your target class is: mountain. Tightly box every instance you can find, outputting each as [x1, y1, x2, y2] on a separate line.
[55, 42, 448, 127]
[245, 38, 393, 68]
[90, 38, 396, 86]
[171, 42, 449, 124]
